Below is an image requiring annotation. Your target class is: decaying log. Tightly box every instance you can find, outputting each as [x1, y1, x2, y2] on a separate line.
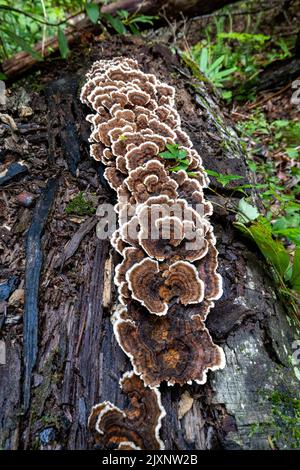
[241, 56, 300, 94]
[101, 0, 239, 18]
[1, 17, 90, 79]
[0, 37, 299, 451]
[23, 177, 58, 410]
[1, 0, 239, 79]
[45, 79, 85, 176]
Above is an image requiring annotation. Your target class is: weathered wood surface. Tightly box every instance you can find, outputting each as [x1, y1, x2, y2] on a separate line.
[0, 38, 299, 450]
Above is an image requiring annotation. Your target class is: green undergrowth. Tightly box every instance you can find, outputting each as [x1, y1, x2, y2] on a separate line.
[208, 111, 300, 320]
[181, 16, 295, 102]
[0, 1, 158, 66]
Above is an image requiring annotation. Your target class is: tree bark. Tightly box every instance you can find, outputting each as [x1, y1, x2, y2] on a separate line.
[0, 37, 299, 451]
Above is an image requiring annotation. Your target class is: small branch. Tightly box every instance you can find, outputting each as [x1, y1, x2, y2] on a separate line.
[0, 5, 83, 27]
[247, 81, 293, 110]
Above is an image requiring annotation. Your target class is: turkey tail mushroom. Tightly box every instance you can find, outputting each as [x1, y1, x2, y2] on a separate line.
[81, 57, 225, 450]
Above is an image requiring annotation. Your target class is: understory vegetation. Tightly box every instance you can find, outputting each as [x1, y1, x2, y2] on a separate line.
[179, 11, 300, 319]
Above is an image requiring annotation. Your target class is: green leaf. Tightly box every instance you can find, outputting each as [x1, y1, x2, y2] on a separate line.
[177, 149, 188, 159]
[130, 15, 158, 25]
[199, 47, 208, 72]
[159, 151, 176, 159]
[169, 162, 189, 172]
[237, 198, 259, 224]
[104, 14, 127, 34]
[165, 143, 179, 154]
[249, 224, 290, 278]
[291, 249, 300, 292]
[221, 90, 232, 101]
[1, 28, 42, 61]
[247, 160, 257, 172]
[272, 228, 300, 246]
[57, 27, 69, 59]
[286, 147, 299, 159]
[0, 73, 7, 80]
[207, 54, 224, 72]
[206, 169, 243, 187]
[214, 66, 237, 79]
[117, 9, 129, 20]
[128, 23, 140, 35]
[86, 3, 100, 24]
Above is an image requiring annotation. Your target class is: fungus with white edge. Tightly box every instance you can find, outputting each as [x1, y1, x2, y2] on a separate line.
[81, 57, 225, 450]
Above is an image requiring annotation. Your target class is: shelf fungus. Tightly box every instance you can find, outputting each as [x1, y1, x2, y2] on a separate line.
[81, 57, 225, 450]
[88, 371, 165, 450]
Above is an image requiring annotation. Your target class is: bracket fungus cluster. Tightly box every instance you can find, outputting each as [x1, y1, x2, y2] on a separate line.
[81, 58, 225, 450]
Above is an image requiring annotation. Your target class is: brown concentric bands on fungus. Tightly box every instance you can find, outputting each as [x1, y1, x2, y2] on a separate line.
[88, 371, 165, 450]
[81, 57, 225, 449]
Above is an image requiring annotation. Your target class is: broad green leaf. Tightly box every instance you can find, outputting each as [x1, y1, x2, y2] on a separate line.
[57, 27, 69, 59]
[249, 223, 290, 278]
[237, 198, 259, 224]
[104, 14, 127, 34]
[0, 73, 7, 80]
[165, 143, 179, 154]
[199, 47, 208, 72]
[291, 248, 300, 292]
[286, 147, 298, 159]
[207, 55, 224, 72]
[206, 169, 243, 187]
[177, 150, 188, 159]
[86, 3, 100, 24]
[159, 151, 176, 159]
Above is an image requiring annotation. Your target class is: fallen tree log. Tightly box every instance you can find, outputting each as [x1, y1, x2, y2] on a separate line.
[101, 0, 240, 18]
[0, 37, 299, 450]
[1, 0, 240, 79]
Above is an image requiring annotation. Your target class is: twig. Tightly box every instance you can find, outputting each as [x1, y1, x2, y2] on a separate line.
[247, 81, 294, 110]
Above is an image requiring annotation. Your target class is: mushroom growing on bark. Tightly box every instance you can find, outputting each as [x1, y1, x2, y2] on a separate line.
[81, 57, 225, 450]
[88, 371, 165, 449]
